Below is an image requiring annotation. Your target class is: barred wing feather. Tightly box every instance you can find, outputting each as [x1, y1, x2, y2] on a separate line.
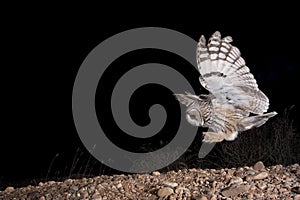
[196, 31, 269, 114]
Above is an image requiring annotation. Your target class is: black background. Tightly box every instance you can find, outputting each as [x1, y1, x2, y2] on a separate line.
[1, 6, 299, 190]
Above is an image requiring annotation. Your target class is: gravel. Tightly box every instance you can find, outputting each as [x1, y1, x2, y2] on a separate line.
[1, 162, 299, 199]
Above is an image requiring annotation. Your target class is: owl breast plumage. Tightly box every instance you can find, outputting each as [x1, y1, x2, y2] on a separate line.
[175, 31, 277, 143]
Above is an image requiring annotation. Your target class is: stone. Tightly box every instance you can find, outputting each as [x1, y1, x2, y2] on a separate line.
[292, 187, 300, 194]
[228, 177, 243, 186]
[254, 161, 265, 171]
[175, 187, 191, 197]
[152, 171, 160, 176]
[210, 195, 217, 200]
[257, 182, 267, 190]
[294, 194, 300, 200]
[245, 170, 256, 175]
[71, 185, 79, 191]
[38, 182, 44, 186]
[247, 193, 254, 199]
[221, 185, 250, 197]
[157, 187, 174, 197]
[251, 172, 269, 180]
[163, 182, 178, 188]
[4, 186, 14, 193]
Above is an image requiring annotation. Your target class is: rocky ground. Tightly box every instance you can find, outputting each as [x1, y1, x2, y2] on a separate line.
[1, 162, 300, 200]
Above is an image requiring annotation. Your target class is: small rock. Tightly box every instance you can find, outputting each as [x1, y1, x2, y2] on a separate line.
[235, 172, 243, 178]
[116, 183, 122, 188]
[163, 181, 178, 188]
[38, 182, 44, 186]
[189, 168, 198, 172]
[253, 161, 265, 171]
[228, 169, 235, 175]
[221, 185, 250, 197]
[175, 187, 191, 197]
[279, 188, 287, 193]
[27, 191, 41, 199]
[71, 185, 79, 191]
[294, 194, 300, 200]
[225, 175, 232, 182]
[275, 165, 282, 172]
[257, 182, 267, 190]
[64, 179, 73, 184]
[157, 187, 174, 197]
[292, 187, 300, 194]
[228, 177, 243, 186]
[251, 172, 269, 180]
[247, 193, 254, 199]
[245, 170, 256, 175]
[4, 186, 14, 193]
[152, 171, 160, 176]
[210, 195, 217, 200]
[269, 194, 279, 199]
[292, 163, 300, 168]
[92, 191, 102, 199]
[135, 183, 144, 190]
[47, 181, 56, 185]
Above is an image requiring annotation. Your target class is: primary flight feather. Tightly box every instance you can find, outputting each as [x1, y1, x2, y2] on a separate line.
[175, 31, 277, 143]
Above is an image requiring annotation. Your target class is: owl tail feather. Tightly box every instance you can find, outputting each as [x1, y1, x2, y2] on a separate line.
[237, 111, 277, 131]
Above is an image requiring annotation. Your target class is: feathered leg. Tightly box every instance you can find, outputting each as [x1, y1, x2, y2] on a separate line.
[202, 131, 225, 143]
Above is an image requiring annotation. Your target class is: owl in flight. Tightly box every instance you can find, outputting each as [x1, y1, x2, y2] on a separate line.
[175, 31, 277, 143]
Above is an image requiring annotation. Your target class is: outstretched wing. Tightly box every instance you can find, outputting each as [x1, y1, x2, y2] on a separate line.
[196, 31, 269, 114]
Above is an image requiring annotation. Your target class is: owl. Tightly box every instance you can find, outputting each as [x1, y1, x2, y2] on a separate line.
[175, 31, 277, 143]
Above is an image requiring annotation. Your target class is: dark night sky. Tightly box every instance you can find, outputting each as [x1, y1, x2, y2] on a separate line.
[1, 8, 299, 189]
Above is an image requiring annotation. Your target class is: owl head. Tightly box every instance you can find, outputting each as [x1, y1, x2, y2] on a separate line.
[174, 93, 205, 127]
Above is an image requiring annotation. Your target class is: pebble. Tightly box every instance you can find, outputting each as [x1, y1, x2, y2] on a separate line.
[251, 172, 269, 180]
[4, 187, 14, 193]
[71, 185, 79, 191]
[292, 187, 300, 194]
[152, 171, 160, 176]
[294, 194, 300, 200]
[175, 187, 190, 196]
[257, 182, 267, 190]
[221, 185, 250, 197]
[245, 170, 256, 175]
[228, 177, 243, 186]
[157, 187, 173, 197]
[254, 161, 265, 171]
[163, 181, 178, 188]
[210, 194, 217, 200]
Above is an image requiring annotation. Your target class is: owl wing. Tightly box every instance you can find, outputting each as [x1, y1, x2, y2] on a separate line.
[196, 31, 269, 114]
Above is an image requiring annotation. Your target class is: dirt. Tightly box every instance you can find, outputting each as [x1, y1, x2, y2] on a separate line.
[1, 162, 299, 199]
